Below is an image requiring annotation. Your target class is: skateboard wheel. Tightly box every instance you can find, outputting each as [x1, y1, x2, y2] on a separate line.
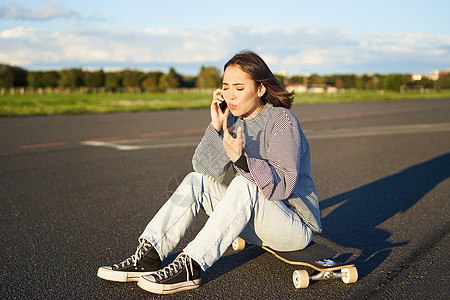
[232, 237, 245, 251]
[293, 270, 309, 289]
[341, 267, 358, 284]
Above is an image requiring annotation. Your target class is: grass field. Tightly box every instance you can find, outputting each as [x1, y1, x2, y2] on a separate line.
[1, 90, 449, 117]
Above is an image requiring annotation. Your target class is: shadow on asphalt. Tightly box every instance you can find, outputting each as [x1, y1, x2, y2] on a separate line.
[129, 153, 449, 286]
[191, 246, 266, 286]
[319, 153, 450, 279]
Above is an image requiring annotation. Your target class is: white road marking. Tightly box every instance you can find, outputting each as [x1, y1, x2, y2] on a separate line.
[81, 123, 450, 151]
[81, 140, 199, 150]
[306, 122, 450, 140]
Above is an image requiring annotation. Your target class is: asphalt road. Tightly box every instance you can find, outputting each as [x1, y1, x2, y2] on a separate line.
[1, 98, 449, 299]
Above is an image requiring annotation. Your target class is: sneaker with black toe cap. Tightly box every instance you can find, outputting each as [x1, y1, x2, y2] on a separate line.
[97, 239, 161, 282]
[137, 252, 201, 294]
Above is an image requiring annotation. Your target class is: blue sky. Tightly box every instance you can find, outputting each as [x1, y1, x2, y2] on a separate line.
[1, 0, 449, 75]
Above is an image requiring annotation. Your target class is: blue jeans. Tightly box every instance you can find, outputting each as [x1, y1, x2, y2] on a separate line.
[139, 172, 313, 271]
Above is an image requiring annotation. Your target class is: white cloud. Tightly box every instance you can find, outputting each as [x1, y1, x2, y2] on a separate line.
[0, 26, 37, 38]
[0, 3, 78, 20]
[0, 26, 448, 74]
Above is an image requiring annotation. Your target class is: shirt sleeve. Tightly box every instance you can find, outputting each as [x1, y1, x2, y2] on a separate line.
[233, 124, 302, 201]
[233, 153, 249, 172]
[192, 123, 232, 183]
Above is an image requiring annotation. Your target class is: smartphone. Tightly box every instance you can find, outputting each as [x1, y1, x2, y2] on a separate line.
[219, 100, 227, 113]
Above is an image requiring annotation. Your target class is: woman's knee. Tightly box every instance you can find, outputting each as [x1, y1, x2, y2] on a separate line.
[180, 172, 208, 188]
[228, 176, 256, 190]
[185, 171, 221, 183]
[259, 223, 312, 251]
[181, 171, 225, 197]
[184, 171, 202, 180]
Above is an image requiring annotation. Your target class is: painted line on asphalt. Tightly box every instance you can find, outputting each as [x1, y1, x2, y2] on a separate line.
[81, 140, 199, 151]
[85, 136, 124, 141]
[139, 131, 173, 138]
[20, 142, 68, 149]
[182, 128, 207, 134]
[19, 105, 450, 151]
[300, 105, 449, 123]
[307, 122, 450, 139]
[80, 122, 450, 151]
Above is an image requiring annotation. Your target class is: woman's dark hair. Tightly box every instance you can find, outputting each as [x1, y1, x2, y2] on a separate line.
[224, 50, 294, 109]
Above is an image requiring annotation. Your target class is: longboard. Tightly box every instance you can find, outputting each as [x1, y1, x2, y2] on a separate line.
[232, 238, 358, 289]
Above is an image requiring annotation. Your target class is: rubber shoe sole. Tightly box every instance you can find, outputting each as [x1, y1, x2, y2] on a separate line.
[97, 266, 155, 282]
[137, 275, 201, 294]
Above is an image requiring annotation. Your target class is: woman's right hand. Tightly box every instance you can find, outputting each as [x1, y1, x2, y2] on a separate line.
[210, 89, 229, 132]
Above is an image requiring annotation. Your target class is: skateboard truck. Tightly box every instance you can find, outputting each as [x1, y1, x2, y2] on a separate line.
[293, 266, 358, 288]
[316, 259, 337, 267]
[232, 238, 358, 289]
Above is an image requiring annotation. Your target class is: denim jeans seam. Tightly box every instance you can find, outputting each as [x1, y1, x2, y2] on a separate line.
[152, 193, 201, 258]
[199, 195, 252, 267]
[200, 192, 223, 216]
[270, 199, 302, 224]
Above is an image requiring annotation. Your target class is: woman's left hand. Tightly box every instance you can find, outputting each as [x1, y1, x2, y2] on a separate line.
[210, 89, 228, 133]
[222, 109, 243, 162]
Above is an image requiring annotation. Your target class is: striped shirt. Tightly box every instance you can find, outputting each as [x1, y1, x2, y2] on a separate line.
[192, 104, 322, 233]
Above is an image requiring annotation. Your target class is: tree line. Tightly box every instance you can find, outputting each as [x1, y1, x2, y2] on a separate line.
[288, 73, 450, 92]
[0, 64, 222, 92]
[1, 63, 449, 92]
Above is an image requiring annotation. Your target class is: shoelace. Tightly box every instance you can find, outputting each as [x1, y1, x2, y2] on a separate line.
[153, 253, 194, 282]
[113, 240, 150, 269]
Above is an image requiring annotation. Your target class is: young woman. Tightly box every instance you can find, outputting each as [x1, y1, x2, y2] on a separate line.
[97, 51, 322, 295]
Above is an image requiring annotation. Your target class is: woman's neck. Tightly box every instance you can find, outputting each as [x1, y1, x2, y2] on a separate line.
[243, 103, 265, 120]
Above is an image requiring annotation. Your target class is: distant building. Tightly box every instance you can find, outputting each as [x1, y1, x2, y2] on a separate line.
[412, 70, 440, 81]
[287, 84, 337, 94]
[287, 84, 307, 94]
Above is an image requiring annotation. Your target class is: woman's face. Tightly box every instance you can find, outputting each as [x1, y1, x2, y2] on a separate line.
[222, 64, 265, 119]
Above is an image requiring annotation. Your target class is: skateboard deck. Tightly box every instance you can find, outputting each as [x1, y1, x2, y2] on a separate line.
[232, 238, 358, 288]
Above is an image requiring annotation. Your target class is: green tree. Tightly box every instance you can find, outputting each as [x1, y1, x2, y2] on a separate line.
[416, 77, 434, 89]
[28, 71, 60, 88]
[159, 68, 183, 90]
[335, 78, 345, 89]
[84, 70, 105, 87]
[434, 73, 450, 90]
[323, 75, 337, 87]
[274, 74, 285, 85]
[343, 75, 357, 89]
[384, 74, 405, 92]
[121, 70, 144, 88]
[40, 71, 59, 87]
[27, 71, 41, 88]
[104, 72, 122, 88]
[289, 75, 304, 85]
[370, 75, 380, 90]
[376, 75, 386, 90]
[182, 75, 196, 88]
[0, 64, 14, 87]
[308, 74, 324, 85]
[195, 66, 221, 88]
[141, 72, 163, 92]
[356, 75, 370, 90]
[0, 64, 27, 87]
[58, 68, 84, 88]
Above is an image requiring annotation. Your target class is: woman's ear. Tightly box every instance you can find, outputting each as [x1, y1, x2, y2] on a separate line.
[258, 84, 266, 97]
